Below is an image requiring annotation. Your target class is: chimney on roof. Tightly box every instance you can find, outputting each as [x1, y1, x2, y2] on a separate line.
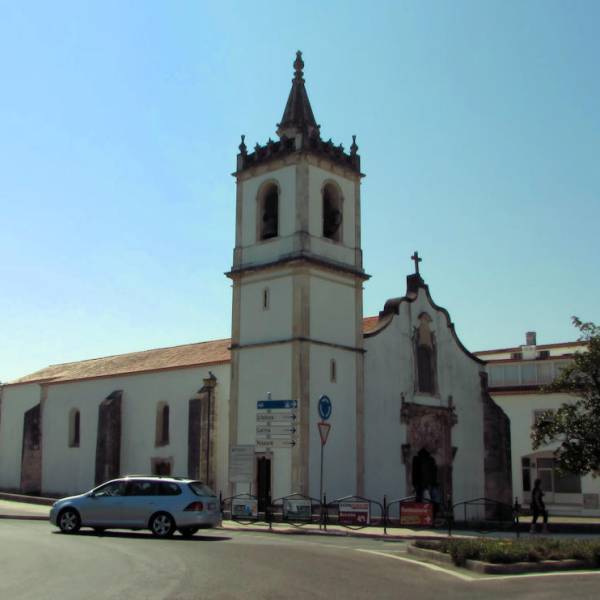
[526, 331, 537, 346]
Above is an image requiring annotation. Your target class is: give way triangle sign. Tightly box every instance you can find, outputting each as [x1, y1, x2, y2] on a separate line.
[318, 421, 331, 445]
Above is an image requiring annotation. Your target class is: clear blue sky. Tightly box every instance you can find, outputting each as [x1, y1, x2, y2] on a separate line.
[1, 1, 599, 382]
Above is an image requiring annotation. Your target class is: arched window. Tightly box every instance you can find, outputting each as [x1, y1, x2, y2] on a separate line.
[322, 182, 343, 242]
[262, 287, 270, 311]
[68, 409, 80, 448]
[415, 313, 437, 394]
[156, 402, 170, 447]
[258, 182, 279, 240]
[330, 358, 337, 383]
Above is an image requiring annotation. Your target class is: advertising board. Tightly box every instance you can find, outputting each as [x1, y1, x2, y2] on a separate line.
[399, 502, 434, 526]
[338, 501, 370, 526]
[283, 498, 312, 521]
[231, 498, 258, 519]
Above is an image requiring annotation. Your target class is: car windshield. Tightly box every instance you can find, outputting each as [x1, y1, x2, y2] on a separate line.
[92, 481, 126, 497]
[188, 482, 216, 497]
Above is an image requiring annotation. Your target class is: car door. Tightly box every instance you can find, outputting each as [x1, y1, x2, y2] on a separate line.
[82, 480, 128, 526]
[123, 480, 159, 526]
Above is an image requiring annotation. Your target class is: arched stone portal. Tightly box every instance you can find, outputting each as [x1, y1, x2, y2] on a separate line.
[401, 397, 457, 504]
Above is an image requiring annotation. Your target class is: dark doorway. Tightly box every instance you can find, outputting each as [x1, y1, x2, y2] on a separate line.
[256, 456, 271, 512]
[21, 404, 42, 494]
[411, 448, 438, 502]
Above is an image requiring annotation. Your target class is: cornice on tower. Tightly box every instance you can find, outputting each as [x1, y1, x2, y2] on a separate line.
[235, 51, 361, 176]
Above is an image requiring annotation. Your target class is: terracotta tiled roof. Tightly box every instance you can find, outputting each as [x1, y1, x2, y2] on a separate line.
[9, 318, 380, 385]
[362, 316, 381, 334]
[9, 338, 232, 385]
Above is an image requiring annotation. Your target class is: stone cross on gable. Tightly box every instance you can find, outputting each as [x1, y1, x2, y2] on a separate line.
[411, 251, 422, 275]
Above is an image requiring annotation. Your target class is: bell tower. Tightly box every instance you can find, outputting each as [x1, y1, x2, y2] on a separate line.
[227, 52, 368, 499]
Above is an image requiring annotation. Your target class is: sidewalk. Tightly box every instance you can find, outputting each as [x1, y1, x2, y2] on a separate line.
[0, 499, 50, 520]
[1, 492, 599, 540]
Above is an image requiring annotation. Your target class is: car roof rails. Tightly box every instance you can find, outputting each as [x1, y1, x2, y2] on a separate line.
[122, 474, 190, 480]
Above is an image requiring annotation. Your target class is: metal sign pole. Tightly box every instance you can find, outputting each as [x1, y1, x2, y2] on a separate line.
[317, 396, 332, 531]
[319, 440, 325, 505]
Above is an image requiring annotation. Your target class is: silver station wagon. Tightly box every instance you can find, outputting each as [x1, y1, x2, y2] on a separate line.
[50, 476, 221, 538]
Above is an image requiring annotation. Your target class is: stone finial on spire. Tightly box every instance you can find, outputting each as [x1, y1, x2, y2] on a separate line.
[350, 135, 358, 156]
[293, 50, 304, 80]
[276, 50, 319, 139]
[239, 134, 247, 156]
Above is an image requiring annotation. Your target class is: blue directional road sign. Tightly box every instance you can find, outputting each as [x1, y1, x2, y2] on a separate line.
[257, 400, 298, 410]
[318, 395, 332, 420]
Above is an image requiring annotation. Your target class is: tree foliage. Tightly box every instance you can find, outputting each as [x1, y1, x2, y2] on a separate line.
[531, 318, 600, 475]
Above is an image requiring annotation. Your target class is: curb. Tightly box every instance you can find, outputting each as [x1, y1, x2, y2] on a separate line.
[0, 515, 48, 522]
[217, 524, 448, 542]
[406, 544, 597, 574]
[0, 492, 55, 506]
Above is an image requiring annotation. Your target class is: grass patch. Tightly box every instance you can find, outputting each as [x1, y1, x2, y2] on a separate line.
[415, 538, 600, 567]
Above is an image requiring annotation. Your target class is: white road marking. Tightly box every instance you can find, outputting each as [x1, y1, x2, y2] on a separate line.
[356, 549, 474, 581]
[355, 549, 600, 583]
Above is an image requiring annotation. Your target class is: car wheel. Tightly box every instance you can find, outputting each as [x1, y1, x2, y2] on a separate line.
[58, 508, 81, 534]
[150, 512, 175, 538]
[179, 527, 199, 538]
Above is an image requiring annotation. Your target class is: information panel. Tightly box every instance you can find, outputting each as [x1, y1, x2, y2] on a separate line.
[228, 445, 255, 483]
[283, 498, 312, 521]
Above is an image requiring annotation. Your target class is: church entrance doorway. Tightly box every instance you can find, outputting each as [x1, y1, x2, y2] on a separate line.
[401, 399, 456, 506]
[256, 455, 271, 512]
[412, 448, 438, 502]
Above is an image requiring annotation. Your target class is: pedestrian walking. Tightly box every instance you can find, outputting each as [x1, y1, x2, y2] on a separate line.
[530, 478, 549, 533]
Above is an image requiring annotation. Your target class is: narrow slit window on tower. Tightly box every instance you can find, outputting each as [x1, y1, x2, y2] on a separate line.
[322, 182, 343, 242]
[262, 287, 270, 310]
[259, 183, 279, 240]
[330, 358, 337, 383]
[68, 409, 80, 448]
[156, 402, 170, 447]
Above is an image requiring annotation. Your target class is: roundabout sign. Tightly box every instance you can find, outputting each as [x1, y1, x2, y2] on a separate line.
[318, 395, 332, 421]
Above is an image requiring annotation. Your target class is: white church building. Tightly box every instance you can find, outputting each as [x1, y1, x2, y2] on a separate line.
[0, 52, 512, 511]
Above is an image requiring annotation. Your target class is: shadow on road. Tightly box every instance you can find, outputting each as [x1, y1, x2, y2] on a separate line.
[51, 529, 231, 542]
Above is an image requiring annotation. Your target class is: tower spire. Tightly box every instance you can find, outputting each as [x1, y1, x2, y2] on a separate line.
[276, 51, 319, 139]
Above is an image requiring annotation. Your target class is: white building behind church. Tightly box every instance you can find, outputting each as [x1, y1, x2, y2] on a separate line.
[476, 334, 600, 516]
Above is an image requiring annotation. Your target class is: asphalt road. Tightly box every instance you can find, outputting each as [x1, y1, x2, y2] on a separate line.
[2, 520, 600, 599]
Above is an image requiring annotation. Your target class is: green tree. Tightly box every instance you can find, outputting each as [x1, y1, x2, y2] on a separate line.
[531, 318, 600, 475]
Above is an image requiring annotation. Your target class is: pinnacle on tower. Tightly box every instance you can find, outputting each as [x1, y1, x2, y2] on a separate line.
[276, 51, 320, 139]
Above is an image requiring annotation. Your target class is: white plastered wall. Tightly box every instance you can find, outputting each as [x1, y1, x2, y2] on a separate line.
[0, 383, 41, 490]
[308, 345, 357, 500]
[309, 269, 357, 348]
[39, 364, 230, 497]
[364, 287, 485, 504]
[239, 271, 294, 344]
[235, 345, 293, 499]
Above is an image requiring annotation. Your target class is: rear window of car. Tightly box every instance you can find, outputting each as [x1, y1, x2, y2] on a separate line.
[188, 482, 216, 497]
